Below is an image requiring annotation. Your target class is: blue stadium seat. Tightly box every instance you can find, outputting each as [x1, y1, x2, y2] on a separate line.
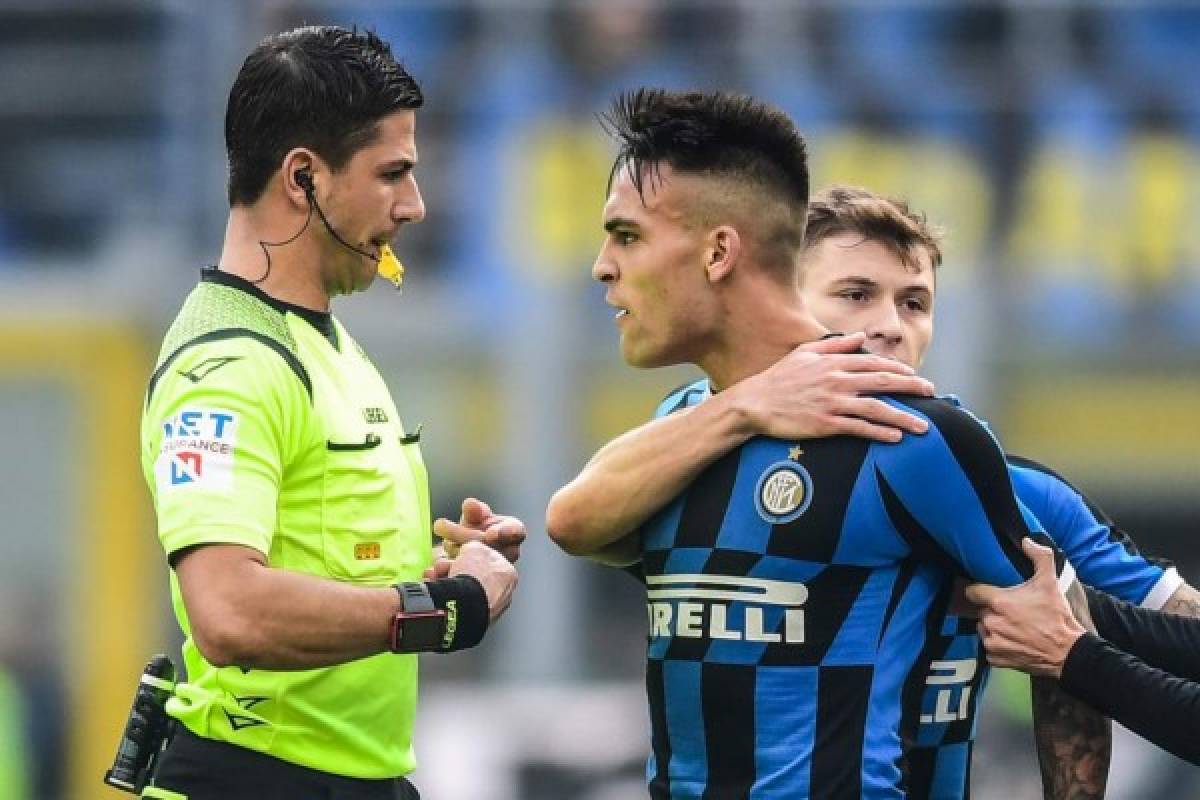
[444, 36, 706, 326]
[1008, 76, 1131, 348]
[1094, 7, 1200, 111]
[826, 6, 991, 145]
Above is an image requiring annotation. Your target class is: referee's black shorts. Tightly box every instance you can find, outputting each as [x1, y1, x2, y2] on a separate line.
[144, 726, 421, 800]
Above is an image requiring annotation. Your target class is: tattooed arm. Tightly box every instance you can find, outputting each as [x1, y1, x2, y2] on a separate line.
[1085, 583, 1200, 681]
[1160, 582, 1200, 618]
[971, 542, 1200, 768]
[1030, 579, 1110, 800]
[1061, 586, 1200, 764]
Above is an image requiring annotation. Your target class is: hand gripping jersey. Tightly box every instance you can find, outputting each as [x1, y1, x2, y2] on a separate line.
[906, 455, 1179, 799]
[140, 270, 431, 779]
[640, 379, 1059, 800]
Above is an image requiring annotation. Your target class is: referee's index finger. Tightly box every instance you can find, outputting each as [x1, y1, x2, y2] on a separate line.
[434, 518, 486, 544]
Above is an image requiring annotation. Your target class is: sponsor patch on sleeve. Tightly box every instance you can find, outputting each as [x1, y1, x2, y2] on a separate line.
[155, 408, 240, 492]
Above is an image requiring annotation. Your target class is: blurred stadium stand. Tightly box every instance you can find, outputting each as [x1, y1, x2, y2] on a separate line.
[0, 4, 169, 260]
[1, 1, 1198, 798]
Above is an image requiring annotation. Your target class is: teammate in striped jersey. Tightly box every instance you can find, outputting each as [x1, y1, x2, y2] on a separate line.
[796, 185, 1200, 798]
[548, 89, 1102, 799]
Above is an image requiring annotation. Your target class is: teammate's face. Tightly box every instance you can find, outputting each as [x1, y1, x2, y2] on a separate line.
[319, 110, 425, 295]
[593, 166, 718, 368]
[800, 234, 935, 369]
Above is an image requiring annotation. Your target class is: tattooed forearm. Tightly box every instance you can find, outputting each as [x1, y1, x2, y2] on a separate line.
[1031, 675, 1111, 800]
[1030, 579, 1110, 799]
[1066, 580, 1094, 631]
[1160, 583, 1200, 619]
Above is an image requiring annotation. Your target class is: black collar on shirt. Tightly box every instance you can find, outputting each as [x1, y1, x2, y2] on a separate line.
[201, 267, 339, 349]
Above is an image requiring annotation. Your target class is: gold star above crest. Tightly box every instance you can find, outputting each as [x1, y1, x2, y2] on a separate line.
[788, 446, 805, 461]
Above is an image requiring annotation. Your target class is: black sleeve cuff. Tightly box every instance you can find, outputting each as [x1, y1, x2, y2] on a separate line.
[1060, 631, 1200, 765]
[1060, 631, 1103, 691]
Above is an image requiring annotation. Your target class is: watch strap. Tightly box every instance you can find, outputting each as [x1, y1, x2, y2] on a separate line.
[395, 581, 436, 613]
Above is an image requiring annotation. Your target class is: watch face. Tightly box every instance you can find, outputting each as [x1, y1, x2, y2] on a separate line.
[392, 610, 447, 653]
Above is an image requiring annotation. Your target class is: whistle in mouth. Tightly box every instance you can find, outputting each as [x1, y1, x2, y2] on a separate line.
[377, 244, 405, 289]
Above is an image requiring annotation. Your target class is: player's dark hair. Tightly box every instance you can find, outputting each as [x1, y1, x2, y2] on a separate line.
[600, 88, 810, 272]
[225, 25, 423, 207]
[805, 185, 943, 271]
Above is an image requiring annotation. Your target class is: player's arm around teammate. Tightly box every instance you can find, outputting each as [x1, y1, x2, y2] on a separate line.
[546, 331, 934, 565]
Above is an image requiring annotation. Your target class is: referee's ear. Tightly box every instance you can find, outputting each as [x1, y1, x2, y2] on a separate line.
[281, 147, 320, 208]
[704, 224, 740, 284]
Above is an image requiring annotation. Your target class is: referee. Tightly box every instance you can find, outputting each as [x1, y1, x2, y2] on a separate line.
[137, 26, 520, 799]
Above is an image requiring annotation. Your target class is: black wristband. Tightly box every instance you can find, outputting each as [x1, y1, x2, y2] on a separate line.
[425, 575, 490, 652]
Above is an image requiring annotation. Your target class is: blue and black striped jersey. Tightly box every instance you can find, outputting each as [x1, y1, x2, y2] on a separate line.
[640, 379, 1047, 799]
[906, 454, 1179, 799]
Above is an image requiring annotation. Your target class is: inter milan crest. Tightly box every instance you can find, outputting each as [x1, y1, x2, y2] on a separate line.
[755, 460, 814, 524]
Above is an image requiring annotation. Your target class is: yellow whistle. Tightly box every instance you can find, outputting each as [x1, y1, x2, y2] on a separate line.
[377, 244, 405, 289]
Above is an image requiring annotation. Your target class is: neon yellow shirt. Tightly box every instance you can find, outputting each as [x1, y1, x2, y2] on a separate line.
[140, 270, 431, 778]
[0, 668, 29, 800]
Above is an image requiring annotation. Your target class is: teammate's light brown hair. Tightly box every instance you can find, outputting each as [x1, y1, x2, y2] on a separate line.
[803, 185, 943, 272]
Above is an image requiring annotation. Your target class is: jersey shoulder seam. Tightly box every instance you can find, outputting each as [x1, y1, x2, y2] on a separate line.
[146, 328, 313, 405]
[1006, 453, 1078, 491]
[886, 393, 992, 447]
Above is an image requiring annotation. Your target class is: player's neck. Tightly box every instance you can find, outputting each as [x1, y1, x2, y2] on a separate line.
[218, 207, 332, 312]
[701, 289, 826, 392]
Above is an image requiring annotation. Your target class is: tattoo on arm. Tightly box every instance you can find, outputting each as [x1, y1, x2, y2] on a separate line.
[1066, 580, 1094, 630]
[1160, 583, 1200, 619]
[1031, 676, 1111, 800]
[1030, 579, 1109, 800]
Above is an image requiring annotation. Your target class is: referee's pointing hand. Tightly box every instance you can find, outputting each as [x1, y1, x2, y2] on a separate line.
[436, 497, 526, 563]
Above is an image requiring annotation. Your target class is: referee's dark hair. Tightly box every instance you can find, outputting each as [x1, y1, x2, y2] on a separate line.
[225, 25, 423, 207]
[601, 88, 810, 277]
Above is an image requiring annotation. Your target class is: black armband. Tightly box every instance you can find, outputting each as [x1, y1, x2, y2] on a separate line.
[389, 577, 488, 654]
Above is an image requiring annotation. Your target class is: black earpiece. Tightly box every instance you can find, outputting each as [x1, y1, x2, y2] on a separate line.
[285, 167, 379, 265]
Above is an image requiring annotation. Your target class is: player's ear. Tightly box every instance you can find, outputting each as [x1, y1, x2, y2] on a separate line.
[704, 225, 740, 284]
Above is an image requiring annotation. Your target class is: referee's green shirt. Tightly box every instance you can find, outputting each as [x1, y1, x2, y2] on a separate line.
[140, 270, 431, 779]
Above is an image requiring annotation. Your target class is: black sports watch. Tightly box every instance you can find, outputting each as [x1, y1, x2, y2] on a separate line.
[389, 582, 447, 653]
